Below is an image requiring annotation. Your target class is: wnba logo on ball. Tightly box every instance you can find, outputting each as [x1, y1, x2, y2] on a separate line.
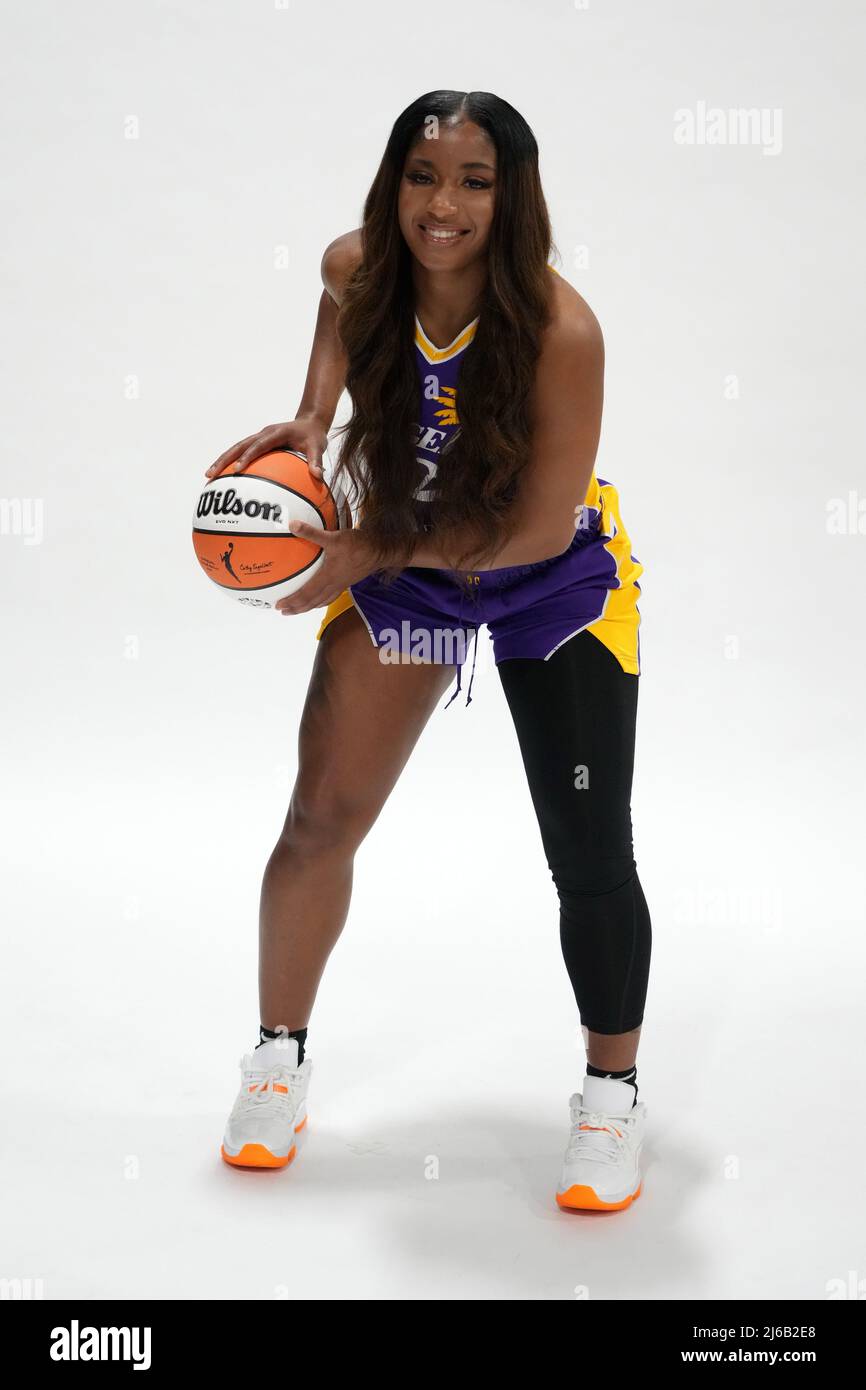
[196, 487, 283, 524]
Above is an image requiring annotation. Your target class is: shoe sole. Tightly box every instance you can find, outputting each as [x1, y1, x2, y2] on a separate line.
[221, 1114, 308, 1170]
[556, 1180, 642, 1212]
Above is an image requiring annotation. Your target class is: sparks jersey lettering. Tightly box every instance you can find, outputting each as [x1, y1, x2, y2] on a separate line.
[412, 314, 479, 504]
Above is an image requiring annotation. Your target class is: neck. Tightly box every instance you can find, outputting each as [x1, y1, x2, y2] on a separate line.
[411, 258, 486, 343]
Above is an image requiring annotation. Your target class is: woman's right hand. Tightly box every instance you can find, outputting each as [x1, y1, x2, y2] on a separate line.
[205, 417, 329, 480]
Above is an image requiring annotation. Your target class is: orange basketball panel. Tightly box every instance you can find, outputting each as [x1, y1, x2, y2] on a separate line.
[245, 451, 339, 530]
[192, 531, 322, 591]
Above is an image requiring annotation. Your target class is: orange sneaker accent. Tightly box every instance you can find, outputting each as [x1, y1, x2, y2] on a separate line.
[221, 1142, 297, 1170]
[556, 1181, 641, 1213]
[246, 1082, 289, 1094]
[294, 1114, 308, 1134]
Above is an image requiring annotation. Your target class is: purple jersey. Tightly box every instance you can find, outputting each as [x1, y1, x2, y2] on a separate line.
[412, 311, 480, 505]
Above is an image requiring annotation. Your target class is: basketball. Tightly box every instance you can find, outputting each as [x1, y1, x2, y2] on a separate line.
[192, 449, 344, 609]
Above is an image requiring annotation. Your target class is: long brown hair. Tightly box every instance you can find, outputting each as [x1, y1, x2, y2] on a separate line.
[332, 90, 557, 581]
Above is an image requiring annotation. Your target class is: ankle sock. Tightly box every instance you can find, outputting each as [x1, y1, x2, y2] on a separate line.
[586, 1061, 637, 1107]
[257, 1025, 307, 1064]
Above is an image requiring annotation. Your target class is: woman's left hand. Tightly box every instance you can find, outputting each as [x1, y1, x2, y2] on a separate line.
[275, 521, 383, 615]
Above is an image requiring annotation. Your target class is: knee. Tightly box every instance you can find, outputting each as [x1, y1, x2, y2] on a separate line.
[278, 783, 377, 858]
[551, 854, 637, 911]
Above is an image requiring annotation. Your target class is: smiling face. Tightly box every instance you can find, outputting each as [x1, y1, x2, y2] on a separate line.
[398, 119, 497, 269]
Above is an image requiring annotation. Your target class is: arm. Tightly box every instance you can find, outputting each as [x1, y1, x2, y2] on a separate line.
[389, 307, 605, 570]
[292, 287, 348, 431]
[293, 233, 360, 429]
[206, 231, 360, 479]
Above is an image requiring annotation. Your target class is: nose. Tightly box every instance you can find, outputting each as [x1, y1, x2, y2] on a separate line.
[425, 188, 459, 220]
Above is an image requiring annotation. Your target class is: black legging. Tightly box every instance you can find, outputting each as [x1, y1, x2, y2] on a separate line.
[497, 629, 651, 1035]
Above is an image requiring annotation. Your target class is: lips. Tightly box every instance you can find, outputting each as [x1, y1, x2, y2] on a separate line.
[418, 224, 470, 246]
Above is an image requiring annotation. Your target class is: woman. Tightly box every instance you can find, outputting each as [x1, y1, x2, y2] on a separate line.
[206, 90, 651, 1212]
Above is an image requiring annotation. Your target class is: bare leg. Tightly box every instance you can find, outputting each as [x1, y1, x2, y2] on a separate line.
[586, 1025, 642, 1072]
[259, 607, 455, 1030]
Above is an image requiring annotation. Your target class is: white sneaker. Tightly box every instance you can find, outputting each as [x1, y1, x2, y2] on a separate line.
[555, 1074, 646, 1211]
[221, 1037, 312, 1170]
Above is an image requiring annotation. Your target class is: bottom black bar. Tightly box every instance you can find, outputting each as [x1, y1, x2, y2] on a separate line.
[3, 1297, 859, 1373]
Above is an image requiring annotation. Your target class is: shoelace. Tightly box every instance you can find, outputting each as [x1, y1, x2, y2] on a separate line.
[237, 1064, 300, 1113]
[566, 1102, 634, 1167]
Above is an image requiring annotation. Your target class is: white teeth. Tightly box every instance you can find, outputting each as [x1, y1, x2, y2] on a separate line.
[423, 227, 463, 240]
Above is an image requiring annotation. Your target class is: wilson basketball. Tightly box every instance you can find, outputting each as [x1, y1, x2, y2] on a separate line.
[192, 449, 344, 608]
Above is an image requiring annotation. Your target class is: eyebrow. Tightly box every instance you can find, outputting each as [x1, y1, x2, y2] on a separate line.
[409, 157, 496, 172]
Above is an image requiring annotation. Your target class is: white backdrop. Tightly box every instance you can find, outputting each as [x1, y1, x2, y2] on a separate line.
[2, 0, 864, 1301]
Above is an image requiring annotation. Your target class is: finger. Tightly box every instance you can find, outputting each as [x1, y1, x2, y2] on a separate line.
[288, 519, 331, 544]
[275, 561, 337, 611]
[273, 522, 332, 612]
[206, 435, 258, 478]
[231, 435, 280, 474]
[276, 584, 330, 614]
[305, 449, 325, 480]
[285, 449, 324, 481]
[276, 585, 343, 614]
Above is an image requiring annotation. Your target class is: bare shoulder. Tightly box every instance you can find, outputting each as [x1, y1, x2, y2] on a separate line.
[542, 265, 604, 361]
[321, 229, 363, 305]
[529, 266, 604, 411]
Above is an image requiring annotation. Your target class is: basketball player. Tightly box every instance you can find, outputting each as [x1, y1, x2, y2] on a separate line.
[206, 91, 651, 1212]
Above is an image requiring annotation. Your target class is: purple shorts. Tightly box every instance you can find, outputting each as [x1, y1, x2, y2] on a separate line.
[317, 486, 644, 706]
[349, 529, 621, 662]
